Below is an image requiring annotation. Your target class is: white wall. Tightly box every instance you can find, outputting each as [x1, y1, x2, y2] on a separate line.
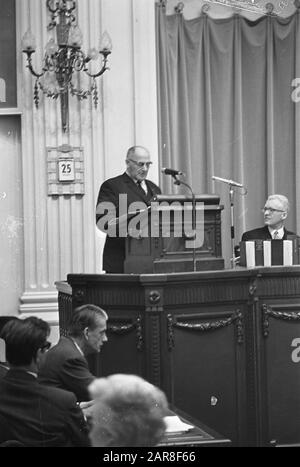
[13, 0, 159, 330]
[0, 116, 23, 314]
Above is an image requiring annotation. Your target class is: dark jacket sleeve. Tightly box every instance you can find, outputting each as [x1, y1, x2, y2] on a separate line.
[65, 393, 91, 447]
[60, 357, 95, 402]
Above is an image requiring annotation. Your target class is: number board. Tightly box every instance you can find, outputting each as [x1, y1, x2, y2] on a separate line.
[47, 145, 84, 196]
[58, 159, 75, 182]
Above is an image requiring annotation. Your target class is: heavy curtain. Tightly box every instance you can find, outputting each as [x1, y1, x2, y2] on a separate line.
[156, 3, 300, 265]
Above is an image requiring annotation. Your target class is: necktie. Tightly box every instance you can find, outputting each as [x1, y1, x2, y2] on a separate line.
[136, 181, 146, 195]
[273, 230, 279, 240]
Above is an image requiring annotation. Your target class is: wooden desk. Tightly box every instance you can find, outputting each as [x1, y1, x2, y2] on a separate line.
[160, 408, 231, 447]
[57, 266, 300, 447]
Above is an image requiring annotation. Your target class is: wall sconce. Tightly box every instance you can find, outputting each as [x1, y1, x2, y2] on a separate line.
[22, 0, 112, 133]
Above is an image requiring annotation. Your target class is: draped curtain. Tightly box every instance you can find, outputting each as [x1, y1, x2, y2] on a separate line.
[156, 3, 300, 265]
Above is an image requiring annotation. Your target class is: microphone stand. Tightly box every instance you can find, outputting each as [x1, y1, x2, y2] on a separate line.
[172, 175, 197, 272]
[229, 184, 236, 269]
[212, 180, 237, 269]
[212, 177, 247, 268]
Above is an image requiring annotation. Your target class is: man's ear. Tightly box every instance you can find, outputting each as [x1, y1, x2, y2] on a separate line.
[83, 327, 89, 340]
[282, 212, 288, 220]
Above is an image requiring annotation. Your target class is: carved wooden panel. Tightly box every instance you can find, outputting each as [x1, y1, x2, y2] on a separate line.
[258, 302, 300, 446]
[58, 267, 300, 446]
[164, 307, 247, 446]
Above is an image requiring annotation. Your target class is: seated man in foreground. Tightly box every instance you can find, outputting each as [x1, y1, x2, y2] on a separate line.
[0, 317, 89, 447]
[241, 194, 296, 241]
[39, 304, 108, 402]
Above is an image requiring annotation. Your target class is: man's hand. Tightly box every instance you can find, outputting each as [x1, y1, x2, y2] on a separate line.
[79, 400, 94, 430]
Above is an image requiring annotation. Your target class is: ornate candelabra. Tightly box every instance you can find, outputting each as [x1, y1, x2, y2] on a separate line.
[21, 0, 112, 132]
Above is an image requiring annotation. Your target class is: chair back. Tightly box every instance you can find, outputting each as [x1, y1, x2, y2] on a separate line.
[0, 440, 26, 447]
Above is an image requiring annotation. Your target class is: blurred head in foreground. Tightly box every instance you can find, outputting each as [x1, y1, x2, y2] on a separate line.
[88, 373, 168, 447]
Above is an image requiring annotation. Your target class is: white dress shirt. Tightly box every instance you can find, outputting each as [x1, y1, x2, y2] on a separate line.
[268, 226, 284, 239]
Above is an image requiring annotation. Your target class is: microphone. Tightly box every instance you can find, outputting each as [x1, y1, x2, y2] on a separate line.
[212, 175, 243, 188]
[161, 168, 184, 176]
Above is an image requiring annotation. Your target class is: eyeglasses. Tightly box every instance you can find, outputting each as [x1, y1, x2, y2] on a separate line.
[40, 341, 51, 352]
[127, 158, 152, 168]
[261, 207, 286, 214]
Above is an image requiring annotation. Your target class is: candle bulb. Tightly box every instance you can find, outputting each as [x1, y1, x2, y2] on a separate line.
[21, 29, 36, 52]
[99, 31, 112, 53]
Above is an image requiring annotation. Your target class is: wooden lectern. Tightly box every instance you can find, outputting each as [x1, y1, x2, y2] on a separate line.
[124, 194, 224, 273]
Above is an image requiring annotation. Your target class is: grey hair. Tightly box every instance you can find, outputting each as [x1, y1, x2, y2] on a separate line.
[267, 194, 290, 213]
[68, 304, 108, 338]
[88, 374, 168, 447]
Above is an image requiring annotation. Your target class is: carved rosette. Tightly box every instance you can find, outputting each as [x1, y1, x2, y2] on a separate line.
[146, 289, 163, 313]
[167, 310, 244, 349]
[73, 288, 85, 305]
[148, 290, 161, 304]
[262, 304, 300, 338]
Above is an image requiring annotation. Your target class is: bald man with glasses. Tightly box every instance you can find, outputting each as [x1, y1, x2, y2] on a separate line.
[241, 194, 296, 241]
[96, 146, 161, 273]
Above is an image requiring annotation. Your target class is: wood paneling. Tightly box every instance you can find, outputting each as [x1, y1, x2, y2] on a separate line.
[58, 267, 300, 446]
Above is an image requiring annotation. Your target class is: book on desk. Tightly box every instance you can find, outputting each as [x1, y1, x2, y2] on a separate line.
[159, 408, 231, 447]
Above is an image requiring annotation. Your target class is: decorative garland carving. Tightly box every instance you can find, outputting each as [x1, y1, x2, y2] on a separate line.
[262, 304, 300, 337]
[235, 312, 244, 344]
[167, 314, 175, 350]
[108, 323, 135, 333]
[108, 315, 143, 350]
[136, 316, 143, 351]
[167, 310, 243, 349]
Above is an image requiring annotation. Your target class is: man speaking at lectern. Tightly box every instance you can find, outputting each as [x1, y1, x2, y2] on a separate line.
[241, 194, 296, 241]
[96, 146, 161, 273]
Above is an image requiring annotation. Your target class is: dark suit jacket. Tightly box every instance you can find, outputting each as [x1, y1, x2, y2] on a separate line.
[0, 369, 89, 447]
[0, 362, 8, 379]
[39, 336, 94, 402]
[241, 226, 296, 241]
[96, 172, 161, 272]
